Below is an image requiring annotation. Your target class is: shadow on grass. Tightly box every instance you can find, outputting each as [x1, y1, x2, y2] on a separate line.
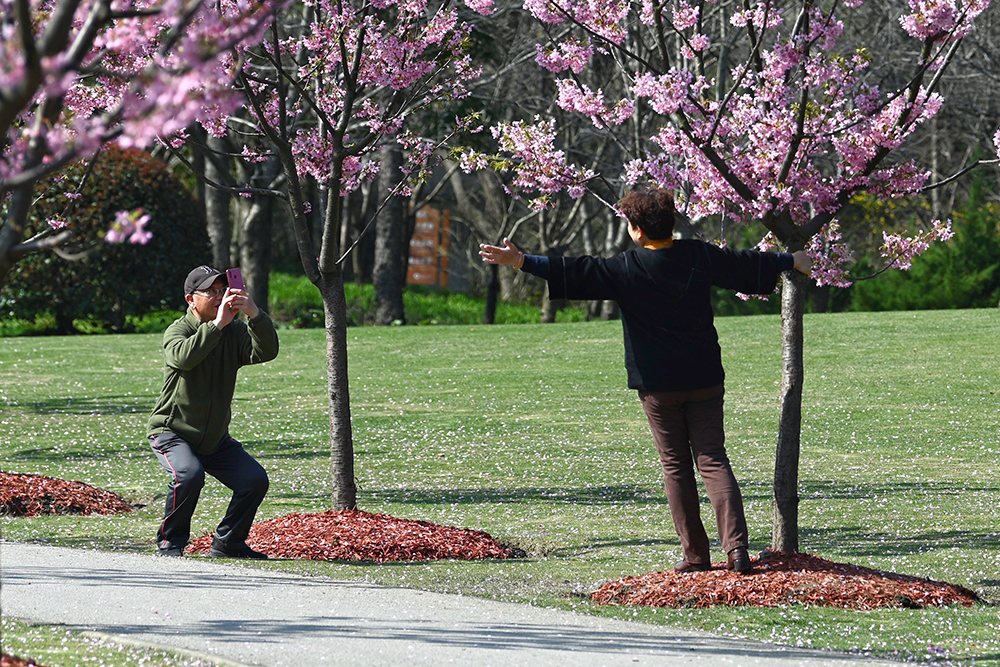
[28, 396, 154, 416]
[801, 525, 999, 559]
[366, 484, 669, 507]
[251, 441, 331, 460]
[798, 479, 998, 499]
[5, 447, 145, 465]
[741, 478, 1000, 501]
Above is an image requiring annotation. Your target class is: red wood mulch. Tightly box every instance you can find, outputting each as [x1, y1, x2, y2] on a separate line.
[1, 654, 44, 667]
[591, 550, 981, 610]
[0, 471, 132, 517]
[187, 509, 520, 562]
[2, 472, 982, 609]
[0, 653, 41, 667]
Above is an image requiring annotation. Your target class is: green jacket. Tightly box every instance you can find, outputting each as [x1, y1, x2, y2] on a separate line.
[147, 309, 279, 454]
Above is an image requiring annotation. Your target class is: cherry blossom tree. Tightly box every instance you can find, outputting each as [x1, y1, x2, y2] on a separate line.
[0, 0, 277, 284]
[193, 0, 494, 509]
[464, 0, 996, 552]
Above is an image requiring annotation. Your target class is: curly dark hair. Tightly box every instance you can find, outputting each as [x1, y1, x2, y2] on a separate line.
[619, 188, 676, 240]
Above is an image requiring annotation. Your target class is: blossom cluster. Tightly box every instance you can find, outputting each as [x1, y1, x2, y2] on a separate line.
[806, 222, 855, 288]
[104, 209, 153, 245]
[1, 0, 276, 191]
[248, 0, 491, 196]
[880, 219, 954, 270]
[487, 118, 595, 206]
[506, 0, 991, 284]
[899, 0, 990, 41]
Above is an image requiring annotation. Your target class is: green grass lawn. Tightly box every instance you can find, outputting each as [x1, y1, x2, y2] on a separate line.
[2, 308, 999, 665]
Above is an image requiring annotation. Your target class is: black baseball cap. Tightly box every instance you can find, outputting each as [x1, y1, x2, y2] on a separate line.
[184, 265, 227, 294]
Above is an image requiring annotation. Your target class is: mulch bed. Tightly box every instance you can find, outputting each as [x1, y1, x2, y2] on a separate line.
[0, 471, 132, 517]
[1, 655, 45, 667]
[2, 471, 983, 609]
[187, 509, 521, 562]
[591, 550, 981, 610]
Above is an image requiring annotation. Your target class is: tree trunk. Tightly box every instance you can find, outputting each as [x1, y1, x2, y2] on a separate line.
[483, 263, 499, 324]
[811, 284, 830, 313]
[373, 143, 406, 325]
[240, 196, 272, 310]
[205, 136, 233, 270]
[0, 184, 33, 286]
[339, 186, 359, 283]
[540, 283, 566, 323]
[319, 267, 357, 510]
[772, 269, 807, 553]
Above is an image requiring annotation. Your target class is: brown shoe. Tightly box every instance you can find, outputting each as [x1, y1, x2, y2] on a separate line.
[727, 547, 752, 573]
[674, 560, 711, 573]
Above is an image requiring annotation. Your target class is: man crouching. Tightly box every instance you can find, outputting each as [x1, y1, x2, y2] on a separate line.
[147, 265, 279, 559]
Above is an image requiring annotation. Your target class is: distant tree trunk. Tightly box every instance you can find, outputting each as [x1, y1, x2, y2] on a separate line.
[772, 270, 807, 554]
[191, 131, 207, 223]
[205, 136, 233, 270]
[240, 196, 273, 310]
[234, 158, 280, 310]
[812, 284, 830, 314]
[347, 184, 377, 283]
[600, 300, 619, 320]
[0, 180, 35, 286]
[54, 309, 76, 335]
[540, 284, 566, 323]
[483, 263, 499, 324]
[340, 187, 360, 283]
[373, 143, 406, 325]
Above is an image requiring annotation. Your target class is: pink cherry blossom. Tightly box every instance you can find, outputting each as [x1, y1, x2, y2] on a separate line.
[490, 117, 595, 200]
[807, 222, 854, 288]
[672, 2, 700, 31]
[880, 220, 954, 270]
[536, 39, 594, 74]
[899, 0, 988, 41]
[482, 0, 992, 291]
[105, 210, 153, 245]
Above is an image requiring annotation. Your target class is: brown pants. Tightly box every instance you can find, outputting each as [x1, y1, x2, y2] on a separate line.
[638, 383, 749, 564]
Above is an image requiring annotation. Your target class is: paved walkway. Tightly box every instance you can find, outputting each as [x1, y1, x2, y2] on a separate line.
[1, 542, 900, 667]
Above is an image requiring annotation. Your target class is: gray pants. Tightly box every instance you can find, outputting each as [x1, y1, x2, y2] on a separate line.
[638, 383, 749, 564]
[149, 432, 269, 551]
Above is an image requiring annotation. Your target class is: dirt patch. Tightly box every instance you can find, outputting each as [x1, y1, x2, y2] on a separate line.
[187, 509, 521, 562]
[591, 550, 981, 609]
[0, 471, 132, 517]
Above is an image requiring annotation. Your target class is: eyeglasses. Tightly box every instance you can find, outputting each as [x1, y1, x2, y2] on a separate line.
[195, 288, 227, 297]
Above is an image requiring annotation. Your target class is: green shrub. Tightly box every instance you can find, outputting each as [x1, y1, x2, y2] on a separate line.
[0, 146, 210, 334]
[0, 314, 57, 337]
[128, 309, 186, 333]
[267, 273, 586, 326]
[849, 178, 1000, 311]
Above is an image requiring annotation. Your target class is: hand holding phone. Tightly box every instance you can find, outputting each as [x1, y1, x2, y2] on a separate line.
[225, 268, 245, 312]
[226, 268, 245, 292]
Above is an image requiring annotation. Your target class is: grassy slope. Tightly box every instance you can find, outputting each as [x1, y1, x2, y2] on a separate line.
[1, 309, 999, 665]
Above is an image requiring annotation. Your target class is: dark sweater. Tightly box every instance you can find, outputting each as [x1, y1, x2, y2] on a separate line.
[147, 309, 279, 454]
[521, 239, 794, 392]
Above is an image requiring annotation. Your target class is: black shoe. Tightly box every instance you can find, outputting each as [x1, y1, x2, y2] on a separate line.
[727, 547, 752, 573]
[157, 545, 184, 557]
[209, 537, 268, 560]
[674, 560, 711, 573]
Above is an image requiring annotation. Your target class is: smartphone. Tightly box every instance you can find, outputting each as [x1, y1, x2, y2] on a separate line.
[226, 268, 245, 292]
